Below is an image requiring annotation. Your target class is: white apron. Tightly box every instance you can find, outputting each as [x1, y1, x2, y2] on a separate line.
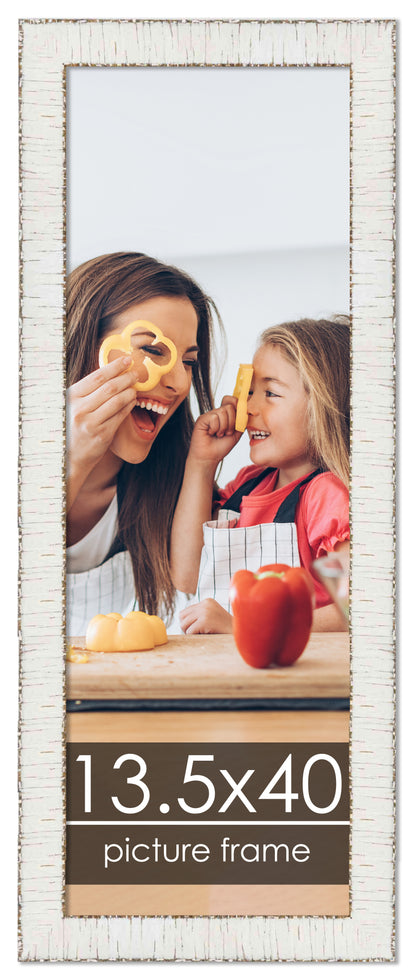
[66, 547, 188, 637]
[196, 468, 322, 613]
[66, 549, 136, 637]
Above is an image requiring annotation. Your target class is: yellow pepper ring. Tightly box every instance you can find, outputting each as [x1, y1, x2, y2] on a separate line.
[233, 364, 254, 432]
[66, 646, 89, 664]
[99, 320, 178, 393]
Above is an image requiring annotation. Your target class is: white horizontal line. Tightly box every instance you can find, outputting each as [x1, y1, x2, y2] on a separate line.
[67, 820, 350, 827]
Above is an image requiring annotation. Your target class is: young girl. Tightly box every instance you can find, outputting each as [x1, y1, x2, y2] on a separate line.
[171, 317, 350, 633]
[66, 251, 222, 635]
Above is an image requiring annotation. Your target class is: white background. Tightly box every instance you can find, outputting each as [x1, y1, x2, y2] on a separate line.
[2, 2, 412, 972]
[67, 67, 349, 262]
[67, 64, 349, 482]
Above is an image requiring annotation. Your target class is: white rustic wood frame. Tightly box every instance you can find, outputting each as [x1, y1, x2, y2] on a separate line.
[18, 19, 395, 962]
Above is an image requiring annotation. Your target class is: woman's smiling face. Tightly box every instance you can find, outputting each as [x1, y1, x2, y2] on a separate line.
[103, 295, 199, 464]
[247, 343, 314, 485]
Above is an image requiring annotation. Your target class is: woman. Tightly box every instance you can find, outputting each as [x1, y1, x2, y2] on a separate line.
[66, 251, 221, 635]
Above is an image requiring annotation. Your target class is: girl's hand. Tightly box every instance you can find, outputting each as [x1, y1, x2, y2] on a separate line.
[170, 397, 241, 594]
[180, 599, 233, 635]
[66, 356, 139, 502]
[189, 396, 242, 465]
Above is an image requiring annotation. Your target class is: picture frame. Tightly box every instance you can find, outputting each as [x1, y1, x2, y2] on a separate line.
[18, 19, 395, 962]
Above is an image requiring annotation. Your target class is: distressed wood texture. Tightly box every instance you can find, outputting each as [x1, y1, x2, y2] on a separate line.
[19, 19, 395, 962]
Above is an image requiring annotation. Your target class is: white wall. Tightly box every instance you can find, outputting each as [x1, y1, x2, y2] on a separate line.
[67, 66, 349, 265]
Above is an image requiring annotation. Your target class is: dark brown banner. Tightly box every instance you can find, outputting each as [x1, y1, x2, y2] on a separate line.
[66, 743, 349, 885]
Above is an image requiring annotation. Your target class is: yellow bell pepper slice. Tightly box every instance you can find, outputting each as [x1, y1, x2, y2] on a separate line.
[233, 364, 254, 432]
[99, 320, 177, 393]
[85, 610, 168, 652]
[66, 645, 89, 664]
[147, 614, 168, 647]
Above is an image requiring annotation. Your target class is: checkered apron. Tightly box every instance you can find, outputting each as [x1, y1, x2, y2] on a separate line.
[66, 549, 136, 637]
[195, 468, 322, 612]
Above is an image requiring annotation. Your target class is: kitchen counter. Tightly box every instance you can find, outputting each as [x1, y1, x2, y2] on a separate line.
[66, 631, 349, 703]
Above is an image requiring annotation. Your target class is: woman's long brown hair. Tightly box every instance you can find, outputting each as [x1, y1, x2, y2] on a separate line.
[259, 317, 350, 486]
[67, 252, 223, 619]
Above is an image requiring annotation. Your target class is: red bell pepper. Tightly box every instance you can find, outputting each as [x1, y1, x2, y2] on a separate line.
[229, 563, 314, 668]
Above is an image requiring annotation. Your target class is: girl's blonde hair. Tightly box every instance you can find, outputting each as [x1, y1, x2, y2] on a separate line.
[258, 317, 350, 486]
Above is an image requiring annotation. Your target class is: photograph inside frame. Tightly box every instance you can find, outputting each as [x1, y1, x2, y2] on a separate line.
[64, 64, 351, 917]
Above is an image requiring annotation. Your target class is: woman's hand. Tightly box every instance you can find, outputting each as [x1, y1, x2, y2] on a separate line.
[311, 541, 350, 632]
[189, 396, 242, 466]
[180, 599, 233, 635]
[66, 356, 139, 510]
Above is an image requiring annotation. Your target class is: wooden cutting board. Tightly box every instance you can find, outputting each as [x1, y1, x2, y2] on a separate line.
[66, 632, 349, 701]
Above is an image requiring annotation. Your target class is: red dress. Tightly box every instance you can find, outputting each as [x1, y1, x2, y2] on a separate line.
[216, 466, 349, 608]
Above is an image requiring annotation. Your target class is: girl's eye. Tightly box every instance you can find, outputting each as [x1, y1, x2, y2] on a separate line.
[183, 358, 198, 368]
[266, 390, 280, 398]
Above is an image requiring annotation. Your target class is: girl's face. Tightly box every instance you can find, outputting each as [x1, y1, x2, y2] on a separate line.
[104, 295, 199, 464]
[247, 344, 314, 484]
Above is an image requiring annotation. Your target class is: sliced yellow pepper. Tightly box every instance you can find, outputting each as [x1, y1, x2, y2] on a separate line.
[85, 610, 168, 653]
[233, 364, 254, 432]
[66, 645, 89, 664]
[99, 320, 177, 393]
[146, 614, 169, 646]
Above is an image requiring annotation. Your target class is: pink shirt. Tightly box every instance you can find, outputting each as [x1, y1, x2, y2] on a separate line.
[216, 466, 349, 608]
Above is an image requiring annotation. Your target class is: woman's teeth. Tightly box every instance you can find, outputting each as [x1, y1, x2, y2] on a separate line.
[138, 400, 169, 415]
[250, 430, 270, 439]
